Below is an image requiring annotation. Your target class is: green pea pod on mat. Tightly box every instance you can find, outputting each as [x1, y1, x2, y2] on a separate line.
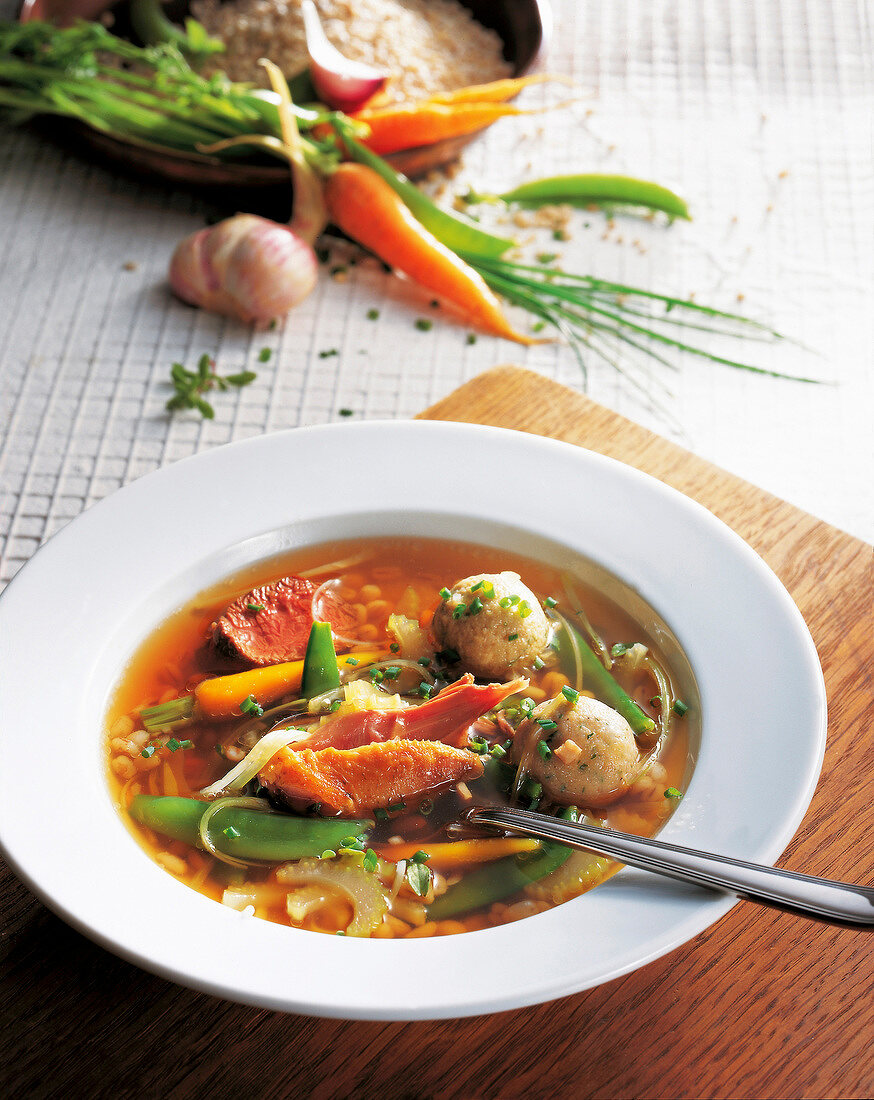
[129, 794, 371, 862]
[469, 173, 691, 220]
[427, 807, 579, 920]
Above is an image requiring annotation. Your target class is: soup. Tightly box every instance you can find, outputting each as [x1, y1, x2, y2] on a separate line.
[106, 537, 692, 938]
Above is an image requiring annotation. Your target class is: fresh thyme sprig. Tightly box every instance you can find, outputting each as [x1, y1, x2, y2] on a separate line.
[166, 354, 257, 418]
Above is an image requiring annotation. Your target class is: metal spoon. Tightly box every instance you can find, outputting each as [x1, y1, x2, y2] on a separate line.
[465, 806, 874, 928]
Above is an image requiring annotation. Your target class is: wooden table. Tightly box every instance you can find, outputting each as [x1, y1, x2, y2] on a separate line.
[2, 368, 871, 1100]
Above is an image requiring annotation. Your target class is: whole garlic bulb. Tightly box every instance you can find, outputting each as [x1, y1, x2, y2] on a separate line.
[168, 214, 318, 325]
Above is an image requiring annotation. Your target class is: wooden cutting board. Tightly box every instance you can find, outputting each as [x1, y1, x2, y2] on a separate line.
[1, 367, 871, 1100]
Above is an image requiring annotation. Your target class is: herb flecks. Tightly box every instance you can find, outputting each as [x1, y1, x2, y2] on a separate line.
[166, 354, 256, 419]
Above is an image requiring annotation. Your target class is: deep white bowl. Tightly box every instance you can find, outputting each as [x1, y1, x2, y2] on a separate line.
[0, 421, 826, 1019]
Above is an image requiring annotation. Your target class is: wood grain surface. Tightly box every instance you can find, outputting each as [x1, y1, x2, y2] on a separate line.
[1, 367, 871, 1100]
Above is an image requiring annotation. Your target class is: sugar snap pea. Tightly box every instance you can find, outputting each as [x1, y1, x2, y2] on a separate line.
[427, 808, 579, 919]
[301, 620, 341, 697]
[129, 794, 371, 861]
[556, 621, 655, 736]
[485, 173, 691, 220]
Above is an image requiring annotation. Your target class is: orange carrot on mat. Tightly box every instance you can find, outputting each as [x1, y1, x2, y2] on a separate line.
[425, 74, 576, 105]
[324, 162, 536, 344]
[352, 102, 542, 154]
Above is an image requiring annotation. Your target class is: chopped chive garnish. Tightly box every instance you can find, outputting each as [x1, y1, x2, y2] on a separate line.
[665, 787, 683, 799]
[370, 668, 384, 683]
[390, 643, 400, 653]
[470, 581, 483, 591]
[321, 850, 337, 859]
[536, 718, 558, 731]
[338, 408, 354, 417]
[537, 739, 552, 760]
[222, 825, 241, 839]
[340, 835, 365, 850]
[140, 745, 156, 758]
[522, 777, 543, 800]
[468, 737, 488, 754]
[384, 666, 401, 679]
[329, 700, 342, 712]
[418, 798, 434, 816]
[240, 695, 263, 716]
[345, 657, 359, 666]
[508, 632, 519, 641]
[533, 656, 545, 670]
[418, 657, 431, 667]
[366, 308, 380, 320]
[537, 252, 558, 264]
[545, 596, 558, 608]
[363, 848, 378, 873]
[611, 642, 630, 657]
[246, 602, 265, 612]
[167, 738, 181, 752]
[469, 597, 484, 615]
[258, 347, 272, 362]
[318, 348, 338, 358]
[519, 601, 532, 619]
[561, 686, 580, 703]
[418, 683, 434, 699]
[178, 739, 194, 749]
[489, 744, 507, 758]
[414, 318, 433, 331]
[452, 604, 466, 619]
[466, 333, 477, 345]
[499, 596, 512, 608]
[439, 587, 451, 600]
[387, 801, 406, 813]
[411, 850, 430, 864]
[650, 695, 662, 707]
[480, 582, 495, 599]
[374, 808, 389, 822]
[673, 700, 689, 716]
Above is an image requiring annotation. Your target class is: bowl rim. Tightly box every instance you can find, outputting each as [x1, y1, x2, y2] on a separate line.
[0, 420, 827, 1019]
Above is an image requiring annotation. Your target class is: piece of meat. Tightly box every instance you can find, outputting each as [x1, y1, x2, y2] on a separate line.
[259, 739, 485, 816]
[211, 575, 356, 666]
[299, 674, 527, 752]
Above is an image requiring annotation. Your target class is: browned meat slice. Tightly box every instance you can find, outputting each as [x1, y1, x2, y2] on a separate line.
[211, 575, 357, 666]
[259, 739, 485, 816]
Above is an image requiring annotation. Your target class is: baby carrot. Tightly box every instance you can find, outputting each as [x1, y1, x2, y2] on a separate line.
[425, 73, 575, 106]
[352, 102, 542, 155]
[324, 162, 536, 344]
[194, 649, 386, 719]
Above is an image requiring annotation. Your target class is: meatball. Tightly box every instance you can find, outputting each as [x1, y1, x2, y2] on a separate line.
[526, 696, 640, 807]
[432, 572, 550, 680]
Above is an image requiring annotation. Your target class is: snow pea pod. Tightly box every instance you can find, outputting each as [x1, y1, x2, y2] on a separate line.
[493, 173, 691, 220]
[301, 620, 341, 697]
[555, 621, 655, 736]
[427, 808, 579, 919]
[129, 794, 371, 861]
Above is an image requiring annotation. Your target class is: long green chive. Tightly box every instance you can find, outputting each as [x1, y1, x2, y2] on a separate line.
[240, 695, 263, 716]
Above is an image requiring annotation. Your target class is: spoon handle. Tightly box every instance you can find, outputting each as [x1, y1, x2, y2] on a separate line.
[468, 807, 874, 928]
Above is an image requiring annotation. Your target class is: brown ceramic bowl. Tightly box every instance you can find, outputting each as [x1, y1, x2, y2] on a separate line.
[18, 0, 551, 190]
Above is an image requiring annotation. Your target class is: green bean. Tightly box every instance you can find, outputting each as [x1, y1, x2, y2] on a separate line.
[129, 795, 371, 861]
[556, 622, 655, 736]
[332, 120, 515, 260]
[492, 173, 691, 220]
[427, 808, 578, 920]
[301, 621, 341, 697]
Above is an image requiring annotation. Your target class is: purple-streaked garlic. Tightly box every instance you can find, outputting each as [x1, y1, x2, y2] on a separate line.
[169, 214, 318, 325]
[302, 0, 389, 113]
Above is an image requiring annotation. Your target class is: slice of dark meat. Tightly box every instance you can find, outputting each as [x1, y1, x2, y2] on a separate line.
[211, 575, 357, 666]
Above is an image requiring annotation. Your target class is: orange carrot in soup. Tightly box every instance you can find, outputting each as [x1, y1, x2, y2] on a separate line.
[352, 102, 543, 154]
[324, 163, 536, 344]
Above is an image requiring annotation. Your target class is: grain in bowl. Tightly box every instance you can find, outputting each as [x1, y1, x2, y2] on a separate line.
[191, 0, 513, 99]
